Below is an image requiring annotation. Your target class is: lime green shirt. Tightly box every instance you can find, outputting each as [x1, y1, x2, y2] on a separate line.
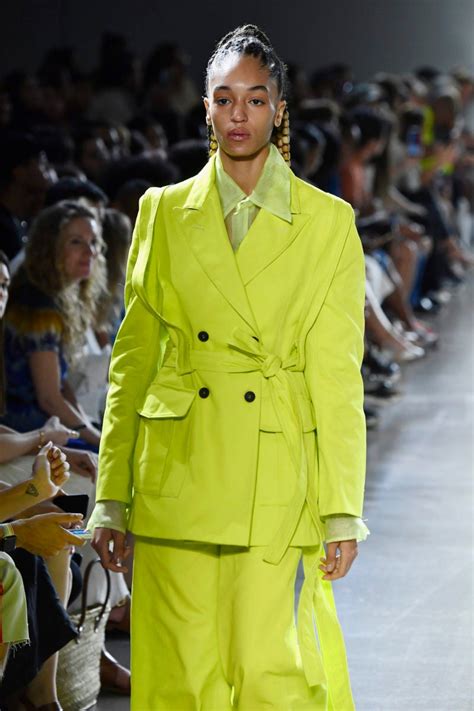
[88, 145, 370, 544]
[215, 143, 291, 251]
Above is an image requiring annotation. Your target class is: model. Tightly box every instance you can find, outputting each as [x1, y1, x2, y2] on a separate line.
[90, 24, 369, 710]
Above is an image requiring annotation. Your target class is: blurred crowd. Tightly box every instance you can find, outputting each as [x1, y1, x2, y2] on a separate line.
[0, 31, 473, 707]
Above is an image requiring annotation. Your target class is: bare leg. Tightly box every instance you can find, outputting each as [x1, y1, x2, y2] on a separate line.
[364, 281, 424, 360]
[365, 280, 407, 348]
[366, 303, 407, 350]
[383, 284, 418, 331]
[389, 238, 418, 300]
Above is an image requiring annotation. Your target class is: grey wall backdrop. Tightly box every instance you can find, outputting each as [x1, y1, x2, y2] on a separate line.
[1, 0, 473, 84]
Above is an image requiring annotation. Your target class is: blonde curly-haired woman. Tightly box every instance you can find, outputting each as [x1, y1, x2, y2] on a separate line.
[0, 202, 106, 451]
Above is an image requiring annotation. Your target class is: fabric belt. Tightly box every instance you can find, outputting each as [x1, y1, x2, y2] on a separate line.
[165, 328, 354, 706]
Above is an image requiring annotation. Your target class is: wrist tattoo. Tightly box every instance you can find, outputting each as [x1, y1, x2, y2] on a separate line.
[25, 482, 39, 497]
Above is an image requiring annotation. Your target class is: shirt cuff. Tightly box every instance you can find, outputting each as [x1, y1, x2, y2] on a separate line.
[323, 515, 370, 543]
[87, 500, 128, 534]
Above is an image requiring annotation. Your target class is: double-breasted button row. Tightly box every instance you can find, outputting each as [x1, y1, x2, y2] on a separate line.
[198, 387, 255, 403]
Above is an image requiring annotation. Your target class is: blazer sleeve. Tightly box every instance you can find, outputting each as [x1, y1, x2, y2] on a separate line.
[95, 189, 166, 504]
[304, 204, 367, 518]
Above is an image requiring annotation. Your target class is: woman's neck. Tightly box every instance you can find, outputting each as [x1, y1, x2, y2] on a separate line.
[218, 144, 270, 195]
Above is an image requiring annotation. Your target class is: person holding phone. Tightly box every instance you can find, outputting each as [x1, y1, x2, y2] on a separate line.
[0, 442, 84, 707]
[90, 25, 369, 709]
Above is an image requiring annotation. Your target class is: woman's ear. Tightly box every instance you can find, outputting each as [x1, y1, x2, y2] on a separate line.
[274, 99, 287, 128]
[203, 96, 211, 124]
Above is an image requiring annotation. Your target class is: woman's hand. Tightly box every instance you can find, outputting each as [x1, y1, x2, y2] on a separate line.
[62, 448, 98, 482]
[12, 511, 85, 557]
[319, 539, 358, 581]
[92, 527, 131, 573]
[30, 441, 71, 500]
[43, 415, 80, 446]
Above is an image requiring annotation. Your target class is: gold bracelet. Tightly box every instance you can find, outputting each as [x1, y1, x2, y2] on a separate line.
[38, 429, 46, 449]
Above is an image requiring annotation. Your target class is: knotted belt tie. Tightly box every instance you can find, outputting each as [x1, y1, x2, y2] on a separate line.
[167, 328, 355, 707]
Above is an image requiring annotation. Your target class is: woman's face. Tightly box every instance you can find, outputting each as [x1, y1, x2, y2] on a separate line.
[204, 53, 286, 160]
[60, 217, 100, 283]
[0, 263, 10, 319]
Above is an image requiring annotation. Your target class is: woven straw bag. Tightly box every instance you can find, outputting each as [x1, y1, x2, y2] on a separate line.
[57, 558, 111, 711]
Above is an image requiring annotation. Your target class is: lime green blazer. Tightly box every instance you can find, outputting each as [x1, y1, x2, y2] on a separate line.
[96, 155, 366, 562]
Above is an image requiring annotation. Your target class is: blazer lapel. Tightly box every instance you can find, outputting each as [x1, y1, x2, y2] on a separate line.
[235, 172, 311, 285]
[174, 157, 259, 334]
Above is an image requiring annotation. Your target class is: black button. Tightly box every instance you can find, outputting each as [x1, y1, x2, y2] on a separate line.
[198, 331, 209, 342]
[244, 391, 256, 402]
[199, 387, 210, 399]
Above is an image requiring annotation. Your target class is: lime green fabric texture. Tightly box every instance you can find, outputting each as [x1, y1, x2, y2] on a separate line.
[89, 145, 369, 546]
[92, 148, 367, 707]
[0, 552, 29, 645]
[94, 147, 367, 545]
[131, 537, 353, 710]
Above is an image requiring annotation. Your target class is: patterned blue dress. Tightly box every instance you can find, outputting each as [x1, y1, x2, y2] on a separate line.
[0, 272, 68, 432]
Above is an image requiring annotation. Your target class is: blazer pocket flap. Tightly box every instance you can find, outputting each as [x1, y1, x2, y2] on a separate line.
[260, 395, 316, 433]
[137, 383, 196, 419]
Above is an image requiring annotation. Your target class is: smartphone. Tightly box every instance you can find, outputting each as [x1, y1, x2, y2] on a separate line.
[53, 494, 89, 519]
[406, 125, 422, 158]
[70, 528, 93, 541]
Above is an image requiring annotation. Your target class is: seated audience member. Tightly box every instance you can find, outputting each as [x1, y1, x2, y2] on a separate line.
[33, 127, 76, 181]
[309, 123, 342, 195]
[0, 131, 53, 263]
[101, 152, 178, 202]
[73, 128, 110, 185]
[128, 114, 168, 152]
[339, 106, 390, 213]
[0, 203, 106, 451]
[2, 72, 45, 131]
[144, 42, 200, 117]
[112, 178, 151, 225]
[45, 176, 108, 215]
[87, 33, 140, 126]
[95, 208, 132, 345]
[88, 120, 130, 162]
[0, 442, 84, 708]
[339, 110, 438, 348]
[0, 248, 99, 478]
[143, 42, 200, 142]
[184, 103, 209, 141]
[167, 139, 208, 181]
[127, 128, 150, 156]
[1, 249, 130, 652]
[290, 122, 325, 182]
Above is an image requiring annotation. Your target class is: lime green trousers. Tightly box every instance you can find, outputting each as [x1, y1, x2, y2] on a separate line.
[131, 538, 352, 710]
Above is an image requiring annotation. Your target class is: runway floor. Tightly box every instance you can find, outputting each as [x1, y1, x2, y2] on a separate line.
[97, 276, 473, 711]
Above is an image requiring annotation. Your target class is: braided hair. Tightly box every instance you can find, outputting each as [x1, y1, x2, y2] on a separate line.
[205, 24, 291, 164]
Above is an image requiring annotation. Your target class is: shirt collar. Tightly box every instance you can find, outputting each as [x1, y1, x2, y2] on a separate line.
[215, 143, 292, 224]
